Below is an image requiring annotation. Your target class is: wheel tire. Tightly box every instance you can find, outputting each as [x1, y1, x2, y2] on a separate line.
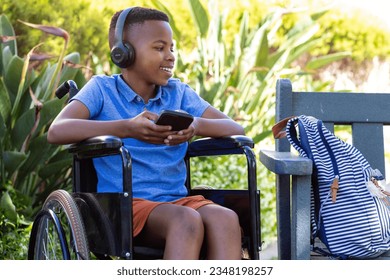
[29, 190, 90, 260]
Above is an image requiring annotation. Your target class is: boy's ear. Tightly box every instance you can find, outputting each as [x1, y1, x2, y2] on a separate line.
[110, 7, 136, 68]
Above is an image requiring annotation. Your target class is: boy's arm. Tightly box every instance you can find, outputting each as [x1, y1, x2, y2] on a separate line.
[161, 106, 244, 146]
[194, 106, 245, 137]
[47, 100, 174, 145]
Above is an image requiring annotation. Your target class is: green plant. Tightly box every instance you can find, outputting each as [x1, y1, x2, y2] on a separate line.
[0, 182, 31, 259]
[0, 14, 86, 259]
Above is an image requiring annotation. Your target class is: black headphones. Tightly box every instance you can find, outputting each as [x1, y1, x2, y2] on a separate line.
[110, 7, 135, 68]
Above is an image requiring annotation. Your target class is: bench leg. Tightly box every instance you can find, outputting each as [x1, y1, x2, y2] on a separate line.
[291, 175, 311, 260]
[276, 174, 292, 259]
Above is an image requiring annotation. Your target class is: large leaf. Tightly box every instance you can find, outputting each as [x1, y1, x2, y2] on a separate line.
[187, 0, 209, 38]
[32, 52, 80, 102]
[237, 12, 249, 52]
[3, 55, 24, 105]
[0, 14, 17, 77]
[11, 44, 41, 120]
[254, 28, 269, 67]
[2, 150, 28, 175]
[0, 113, 6, 144]
[17, 134, 52, 176]
[38, 158, 72, 179]
[151, 0, 182, 47]
[11, 108, 35, 150]
[306, 51, 351, 70]
[0, 79, 11, 124]
[57, 52, 81, 85]
[0, 191, 17, 223]
[285, 38, 323, 67]
[34, 63, 55, 100]
[2, 45, 14, 75]
[36, 98, 66, 132]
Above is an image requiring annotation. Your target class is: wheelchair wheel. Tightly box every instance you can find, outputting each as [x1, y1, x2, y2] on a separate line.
[28, 190, 90, 260]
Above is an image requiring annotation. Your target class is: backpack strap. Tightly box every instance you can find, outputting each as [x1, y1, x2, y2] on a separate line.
[316, 120, 340, 202]
[272, 116, 295, 139]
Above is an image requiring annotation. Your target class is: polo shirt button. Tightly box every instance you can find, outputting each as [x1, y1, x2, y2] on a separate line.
[136, 96, 142, 102]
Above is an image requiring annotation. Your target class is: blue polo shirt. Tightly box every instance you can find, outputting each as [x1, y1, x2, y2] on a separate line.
[71, 74, 210, 202]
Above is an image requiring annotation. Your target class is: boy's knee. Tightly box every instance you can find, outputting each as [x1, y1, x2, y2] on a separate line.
[170, 207, 204, 237]
[205, 207, 240, 231]
[222, 208, 240, 228]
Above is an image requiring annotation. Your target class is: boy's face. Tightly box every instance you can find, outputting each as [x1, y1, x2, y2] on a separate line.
[125, 20, 175, 86]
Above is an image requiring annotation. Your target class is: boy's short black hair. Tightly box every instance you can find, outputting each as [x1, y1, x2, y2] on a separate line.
[108, 7, 169, 48]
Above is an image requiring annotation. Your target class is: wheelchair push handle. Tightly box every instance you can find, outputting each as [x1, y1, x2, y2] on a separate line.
[55, 80, 79, 99]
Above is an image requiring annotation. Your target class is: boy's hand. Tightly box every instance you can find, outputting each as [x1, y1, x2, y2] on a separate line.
[130, 111, 175, 144]
[162, 119, 198, 145]
[130, 111, 196, 145]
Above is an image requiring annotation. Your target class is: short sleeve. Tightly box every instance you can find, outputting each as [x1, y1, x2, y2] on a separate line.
[70, 76, 104, 119]
[177, 83, 210, 117]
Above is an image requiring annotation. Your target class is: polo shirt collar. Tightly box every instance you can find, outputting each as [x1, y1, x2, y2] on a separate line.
[116, 74, 163, 104]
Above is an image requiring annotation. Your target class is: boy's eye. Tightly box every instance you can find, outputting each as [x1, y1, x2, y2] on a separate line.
[154, 45, 174, 53]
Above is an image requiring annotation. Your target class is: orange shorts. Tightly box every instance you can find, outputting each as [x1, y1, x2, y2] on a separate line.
[132, 195, 214, 237]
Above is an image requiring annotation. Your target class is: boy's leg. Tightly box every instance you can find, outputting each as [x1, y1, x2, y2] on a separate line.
[137, 203, 204, 259]
[197, 204, 241, 260]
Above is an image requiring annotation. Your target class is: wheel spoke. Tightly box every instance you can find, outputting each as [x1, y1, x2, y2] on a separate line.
[29, 190, 89, 260]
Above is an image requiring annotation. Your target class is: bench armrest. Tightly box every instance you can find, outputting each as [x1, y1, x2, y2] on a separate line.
[187, 135, 254, 157]
[67, 135, 123, 159]
[259, 150, 312, 175]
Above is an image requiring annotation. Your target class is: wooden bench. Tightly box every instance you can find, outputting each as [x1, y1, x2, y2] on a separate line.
[260, 78, 390, 260]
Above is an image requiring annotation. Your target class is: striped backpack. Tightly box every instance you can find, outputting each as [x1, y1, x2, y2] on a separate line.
[285, 115, 390, 259]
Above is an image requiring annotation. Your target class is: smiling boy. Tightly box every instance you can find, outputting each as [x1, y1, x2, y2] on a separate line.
[47, 7, 244, 259]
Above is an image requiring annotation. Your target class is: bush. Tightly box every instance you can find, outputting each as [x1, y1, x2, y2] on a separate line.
[0, 14, 84, 259]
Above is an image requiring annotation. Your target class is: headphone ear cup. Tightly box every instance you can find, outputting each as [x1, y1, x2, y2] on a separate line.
[111, 42, 134, 68]
[124, 42, 135, 66]
[110, 7, 135, 68]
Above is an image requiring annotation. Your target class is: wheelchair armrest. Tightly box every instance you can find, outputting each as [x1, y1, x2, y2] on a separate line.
[187, 135, 254, 157]
[68, 135, 123, 159]
[259, 149, 312, 175]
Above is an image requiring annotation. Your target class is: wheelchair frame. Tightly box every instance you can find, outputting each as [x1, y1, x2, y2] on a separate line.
[28, 81, 261, 260]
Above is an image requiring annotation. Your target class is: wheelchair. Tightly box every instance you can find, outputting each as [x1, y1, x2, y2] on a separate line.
[28, 80, 261, 260]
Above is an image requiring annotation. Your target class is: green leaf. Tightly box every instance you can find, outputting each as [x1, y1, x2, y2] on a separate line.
[33, 63, 55, 100]
[237, 12, 249, 51]
[58, 52, 81, 85]
[151, 0, 182, 47]
[2, 46, 14, 74]
[0, 78, 11, 124]
[3, 150, 27, 176]
[187, 0, 209, 38]
[0, 15, 17, 55]
[37, 98, 66, 132]
[3, 55, 24, 105]
[11, 108, 35, 150]
[254, 29, 269, 67]
[285, 38, 323, 66]
[306, 51, 351, 70]
[0, 14, 17, 77]
[0, 191, 17, 223]
[19, 134, 51, 174]
[38, 158, 72, 179]
[0, 113, 6, 142]
[310, 8, 330, 21]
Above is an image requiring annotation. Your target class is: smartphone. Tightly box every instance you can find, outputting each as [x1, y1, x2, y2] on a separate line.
[155, 110, 194, 131]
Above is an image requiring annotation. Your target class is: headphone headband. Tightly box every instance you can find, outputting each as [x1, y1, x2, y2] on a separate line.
[110, 7, 135, 68]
